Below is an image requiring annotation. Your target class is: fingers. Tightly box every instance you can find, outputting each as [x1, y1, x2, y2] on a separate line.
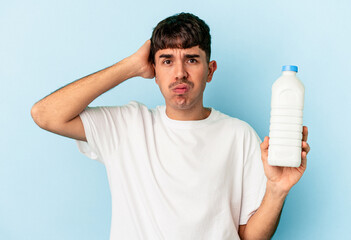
[300, 133, 310, 169]
[260, 136, 269, 152]
[301, 150, 307, 169]
[260, 136, 269, 164]
[142, 39, 151, 47]
[302, 141, 310, 154]
[302, 126, 308, 142]
[301, 125, 310, 156]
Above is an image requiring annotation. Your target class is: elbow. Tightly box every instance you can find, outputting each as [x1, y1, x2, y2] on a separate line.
[31, 103, 49, 129]
[31, 103, 66, 132]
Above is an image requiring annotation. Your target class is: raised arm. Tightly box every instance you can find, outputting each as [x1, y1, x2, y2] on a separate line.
[31, 40, 154, 141]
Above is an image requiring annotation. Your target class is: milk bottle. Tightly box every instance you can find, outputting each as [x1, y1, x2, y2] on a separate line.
[268, 65, 305, 167]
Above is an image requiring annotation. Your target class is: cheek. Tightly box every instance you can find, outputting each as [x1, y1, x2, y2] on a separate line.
[155, 69, 167, 82]
[156, 79, 169, 93]
[195, 64, 208, 76]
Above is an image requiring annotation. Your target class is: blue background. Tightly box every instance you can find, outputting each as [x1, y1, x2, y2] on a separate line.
[1, 0, 350, 239]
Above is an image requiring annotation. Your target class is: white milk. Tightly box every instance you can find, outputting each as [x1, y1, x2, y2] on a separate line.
[268, 65, 305, 167]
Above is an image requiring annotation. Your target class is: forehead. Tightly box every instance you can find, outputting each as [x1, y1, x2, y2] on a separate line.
[155, 45, 205, 57]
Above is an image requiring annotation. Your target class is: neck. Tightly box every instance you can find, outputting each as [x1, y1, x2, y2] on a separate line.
[165, 104, 211, 121]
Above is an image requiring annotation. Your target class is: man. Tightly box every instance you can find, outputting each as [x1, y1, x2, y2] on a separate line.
[31, 12, 310, 240]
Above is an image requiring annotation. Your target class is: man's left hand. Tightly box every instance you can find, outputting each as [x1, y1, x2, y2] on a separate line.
[260, 126, 310, 194]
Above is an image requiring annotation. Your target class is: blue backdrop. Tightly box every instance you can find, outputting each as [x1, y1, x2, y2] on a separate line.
[1, 0, 350, 239]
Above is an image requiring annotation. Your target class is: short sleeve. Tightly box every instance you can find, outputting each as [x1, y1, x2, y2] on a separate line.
[239, 125, 267, 225]
[76, 101, 141, 165]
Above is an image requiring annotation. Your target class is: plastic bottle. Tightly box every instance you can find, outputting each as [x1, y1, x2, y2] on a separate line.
[268, 65, 305, 167]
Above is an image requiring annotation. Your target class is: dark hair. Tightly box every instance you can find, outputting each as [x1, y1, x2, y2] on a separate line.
[149, 12, 211, 65]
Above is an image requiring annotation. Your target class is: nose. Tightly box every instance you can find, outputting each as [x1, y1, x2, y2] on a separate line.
[174, 62, 188, 80]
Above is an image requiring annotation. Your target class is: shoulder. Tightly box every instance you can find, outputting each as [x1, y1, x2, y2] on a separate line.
[214, 109, 261, 144]
[216, 110, 256, 133]
[79, 101, 154, 133]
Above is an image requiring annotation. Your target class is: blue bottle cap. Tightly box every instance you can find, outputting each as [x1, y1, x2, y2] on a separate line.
[282, 65, 298, 72]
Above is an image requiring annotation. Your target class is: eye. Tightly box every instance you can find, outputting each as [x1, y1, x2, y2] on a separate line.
[188, 58, 198, 63]
[163, 59, 171, 65]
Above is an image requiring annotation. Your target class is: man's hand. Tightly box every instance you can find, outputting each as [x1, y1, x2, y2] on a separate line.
[261, 126, 310, 194]
[127, 40, 155, 79]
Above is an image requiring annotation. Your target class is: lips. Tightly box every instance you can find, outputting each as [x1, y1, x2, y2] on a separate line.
[172, 84, 189, 94]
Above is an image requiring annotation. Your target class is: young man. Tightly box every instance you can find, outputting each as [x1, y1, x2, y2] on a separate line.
[31, 12, 310, 240]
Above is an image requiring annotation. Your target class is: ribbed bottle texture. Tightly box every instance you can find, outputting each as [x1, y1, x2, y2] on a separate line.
[268, 66, 305, 167]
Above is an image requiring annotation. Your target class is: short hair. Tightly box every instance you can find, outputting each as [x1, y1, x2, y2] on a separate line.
[149, 12, 211, 65]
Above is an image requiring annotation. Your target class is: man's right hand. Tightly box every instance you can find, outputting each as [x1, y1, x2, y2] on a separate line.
[127, 40, 155, 79]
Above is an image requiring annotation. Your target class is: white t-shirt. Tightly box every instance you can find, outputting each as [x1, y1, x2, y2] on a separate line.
[76, 100, 267, 240]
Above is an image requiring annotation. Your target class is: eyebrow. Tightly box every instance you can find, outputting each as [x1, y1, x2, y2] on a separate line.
[185, 54, 200, 58]
[159, 54, 200, 59]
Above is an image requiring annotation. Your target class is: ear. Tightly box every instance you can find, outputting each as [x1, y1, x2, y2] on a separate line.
[153, 63, 158, 84]
[206, 60, 217, 83]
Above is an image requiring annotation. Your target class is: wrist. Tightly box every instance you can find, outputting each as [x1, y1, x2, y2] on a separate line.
[266, 180, 289, 200]
[115, 56, 140, 79]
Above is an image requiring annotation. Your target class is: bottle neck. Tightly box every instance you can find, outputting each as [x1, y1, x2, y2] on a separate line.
[282, 71, 297, 76]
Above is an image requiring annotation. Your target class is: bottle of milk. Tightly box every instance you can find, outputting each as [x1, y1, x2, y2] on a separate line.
[268, 65, 305, 167]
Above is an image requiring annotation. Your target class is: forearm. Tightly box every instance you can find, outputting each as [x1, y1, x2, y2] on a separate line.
[241, 181, 287, 240]
[31, 56, 137, 127]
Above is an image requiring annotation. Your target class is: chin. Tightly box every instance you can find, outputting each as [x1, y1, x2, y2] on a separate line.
[171, 99, 197, 110]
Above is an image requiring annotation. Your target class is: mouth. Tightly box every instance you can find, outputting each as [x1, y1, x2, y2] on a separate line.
[172, 84, 189, 94]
